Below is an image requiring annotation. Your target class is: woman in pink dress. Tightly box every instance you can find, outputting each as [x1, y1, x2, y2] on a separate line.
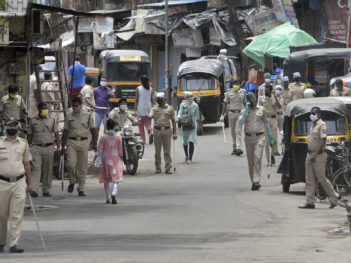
[96, 119, 123, 204]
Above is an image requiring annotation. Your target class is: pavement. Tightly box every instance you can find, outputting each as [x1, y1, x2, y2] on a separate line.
[1, 124, 351, 262]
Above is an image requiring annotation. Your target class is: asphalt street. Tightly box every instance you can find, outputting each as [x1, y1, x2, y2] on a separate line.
[1, 123, 351, 262]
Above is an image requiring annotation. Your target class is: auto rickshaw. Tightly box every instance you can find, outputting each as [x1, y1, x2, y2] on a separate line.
[278, 97, 351, 193]
[177, 58, 225, 134]
[85, 67, 99, 88]
[99, 49, 151, 107]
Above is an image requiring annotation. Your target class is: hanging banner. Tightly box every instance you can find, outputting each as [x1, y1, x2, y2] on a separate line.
[246, 10, 281, 35]
[323, 0, 349, 44]
[79, 16, 114, 33]
[172, 28, 204, 48]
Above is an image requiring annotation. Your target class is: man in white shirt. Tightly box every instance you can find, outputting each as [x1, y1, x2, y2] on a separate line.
[80, 76, 96, 110]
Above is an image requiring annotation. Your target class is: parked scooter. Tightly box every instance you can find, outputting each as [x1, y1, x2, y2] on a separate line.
[119, 125, 144, 175]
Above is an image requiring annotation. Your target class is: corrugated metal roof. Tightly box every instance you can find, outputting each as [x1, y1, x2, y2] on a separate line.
[138, 0, 207, 8]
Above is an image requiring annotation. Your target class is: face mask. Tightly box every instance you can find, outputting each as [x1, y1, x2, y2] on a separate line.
[264, 79, 270, 84]
[100, 81, 107, 87]
[233, 85, 240, 91]
[310, 114, 318, 122]
[186, 97, 193, 103]
[9, 93, 17, 99]
[120, 105, 127, 111]
[6, 128, 18, 136]
[40, 109, 49, 117]
[275, 90, 282, 95]
[157, 99, 164, 105]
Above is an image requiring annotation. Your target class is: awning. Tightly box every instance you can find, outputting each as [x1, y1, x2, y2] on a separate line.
[138, 0, 207, 8]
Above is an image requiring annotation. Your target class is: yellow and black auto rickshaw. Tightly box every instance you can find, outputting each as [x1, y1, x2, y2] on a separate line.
[278, 97, 351, 195]
[177, 58, 225, 134]
[99, 50, 151, 107]
[85, 67, 99, 88]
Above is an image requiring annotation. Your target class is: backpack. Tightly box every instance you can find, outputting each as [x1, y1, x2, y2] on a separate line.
[180, 105, 195, 130]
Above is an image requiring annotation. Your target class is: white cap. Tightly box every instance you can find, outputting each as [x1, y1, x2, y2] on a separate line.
[293, 72, 301, 79]
[282, 76, 289, 82]
[264, 78, 271, 84]
[156, 92, 166, 99]
[184, 91, 193, 98]
[304, 88, 316, 98]
[219, 49, 227, 55]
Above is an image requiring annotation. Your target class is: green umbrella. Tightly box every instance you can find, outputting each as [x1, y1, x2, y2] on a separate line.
[243, 22, 317, 67]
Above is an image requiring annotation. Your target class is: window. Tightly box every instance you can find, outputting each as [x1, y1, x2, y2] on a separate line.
[179, 74, 217, 91]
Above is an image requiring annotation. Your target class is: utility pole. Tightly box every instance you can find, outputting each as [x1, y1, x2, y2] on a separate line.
[165, 0, 169, 92]
[225, 0, 249, 81]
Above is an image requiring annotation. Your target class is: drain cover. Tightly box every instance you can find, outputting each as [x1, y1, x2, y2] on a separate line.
[24, 205, 58, 212]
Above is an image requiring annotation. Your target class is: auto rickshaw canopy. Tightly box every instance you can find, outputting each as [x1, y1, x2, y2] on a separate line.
[103, 50, 150, 63]
[284, 97, 351, 119]
[177, 58, 224, 79]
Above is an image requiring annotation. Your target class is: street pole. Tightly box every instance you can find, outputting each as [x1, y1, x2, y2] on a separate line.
[165, 0, 169, 92]
[348, 0, 351, 72]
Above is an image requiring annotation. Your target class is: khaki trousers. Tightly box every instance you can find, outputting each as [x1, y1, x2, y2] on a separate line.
[154, 128, 172, 170]
[0, 178, 26, 247]
[244, 134, 265, 183]
[265, 117, 278, 162]
[67, 140, 89, 192]
[31, 145, 54, 194]
[305, 153, 338, 205]
[229, 111, 242, 150]
[277, 113, 283, 131]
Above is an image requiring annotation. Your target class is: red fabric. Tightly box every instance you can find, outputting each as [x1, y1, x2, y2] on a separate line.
[97, 134, 123, 183]
[70, 87, 83, 102]
[138, 116, 152, 142]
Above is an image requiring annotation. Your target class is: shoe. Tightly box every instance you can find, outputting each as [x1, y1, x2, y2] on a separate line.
[149, 134, 154, 144]
[329, 202, 338, 209]
[251, 183, 261, 191]
[236, 149, 243, 156]
[165, 169, 172, 174]
[68, 184, 75, 193]
[111, 195, 117, 205]
[231, 149, 237, 155]
[43, 192, 52, 197]
[187, 160, 192, 164]
[298, 204, 315, 209]
[0, 244, 4, 253]
[78, 191, 86, 196]
[106, 199, 110, 204]
[9, 245, 24, 253]
[155, 168, 161, 174]
[271, 155, 275, 165]
[185, 157, 189, 162]
[274, 151, 281, 156]
[31, 191, 38, 198]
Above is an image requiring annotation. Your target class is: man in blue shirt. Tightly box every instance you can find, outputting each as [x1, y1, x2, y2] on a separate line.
[68, 57, 86, 102]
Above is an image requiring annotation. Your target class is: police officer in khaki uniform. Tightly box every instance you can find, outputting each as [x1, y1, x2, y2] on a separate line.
[0, 85, 28, 127]
[288, 72, 306, 100]
[220, 80, 246, 155]
[149, 92, 177, 174]
[239, 92, 274, 190]
[61, 96, 97, 196]
[299, 107, 340, 209]
[281, 76, 292, 111]
[27, 103, 60, 197]
[0, 118, 32, 253]
[108, 98, 137, 131]
[257, 73, 273, 101]
[258, 85, 281, 164]
[330, 79, 351, 97]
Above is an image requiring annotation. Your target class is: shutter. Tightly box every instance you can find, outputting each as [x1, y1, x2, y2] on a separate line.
[169, 47, 184, 89]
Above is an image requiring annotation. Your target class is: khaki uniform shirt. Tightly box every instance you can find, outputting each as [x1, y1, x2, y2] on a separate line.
[244, 106, 268, 134]
[0, 136, 32, 177]
[0, 94, 26, 120]
[108, 108, 132, 130]
[28, 116, 58, 145]
[224, 89, 246, 110]
[282, 89, 293, 107]
[258, 83, 276, 99]
[81, 84, 96, 109]
[308, 119, 328, 152]
[330, 87, 351, 97]
[149, 104, 175, 127]
[288, 82, 306, 100]
[258, 96, 278, 116]
[64, 110, 95, 138]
